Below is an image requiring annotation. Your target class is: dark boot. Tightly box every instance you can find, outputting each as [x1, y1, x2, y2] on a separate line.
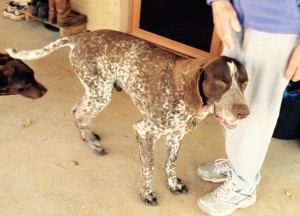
[48, 0, 56, 23]
[30, 0, 39, 16]
[37, 0, 49, 19]
[56, 0, 87, 27]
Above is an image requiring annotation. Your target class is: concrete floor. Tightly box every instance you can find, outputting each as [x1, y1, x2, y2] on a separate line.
[1, 5, 300, 216]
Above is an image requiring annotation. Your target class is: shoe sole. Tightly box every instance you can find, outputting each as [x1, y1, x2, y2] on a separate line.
[3, 11, 25, 21]
[197, 194, 257, 216]
[196, 169, 228, 183]
[201, 176, 228, 183]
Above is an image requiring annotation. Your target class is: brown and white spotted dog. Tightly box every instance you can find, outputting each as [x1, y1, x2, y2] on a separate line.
[6, 29, 249, 205]
[0, 53, 46, 98]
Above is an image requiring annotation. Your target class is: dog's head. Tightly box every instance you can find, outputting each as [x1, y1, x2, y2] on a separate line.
[202, 56, 249, 129]
[184, 56, 249, 129]
[0, 53, 47, 99]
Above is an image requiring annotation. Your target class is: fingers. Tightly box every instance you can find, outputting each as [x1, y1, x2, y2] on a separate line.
[213, 13, 234, 50]
[212, 1, 241, 50]
[286, 65, 300, 82]
[291, 68, 300, 82]
[230, 12, 241, 32]
[286, 44, 300, 82]
[221, 34, 235, 50]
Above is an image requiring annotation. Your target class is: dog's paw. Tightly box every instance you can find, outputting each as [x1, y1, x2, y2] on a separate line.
[91, 132, 100, 140]
[79, 129, 105, 155]
[113, 81, 122, 92]
[90, 144, 106, 155]
[169, 178, 188, 194]
[140, 191, 158, 206]
[89, 132, 106, 155]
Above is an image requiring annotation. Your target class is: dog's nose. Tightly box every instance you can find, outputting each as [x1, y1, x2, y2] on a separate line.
[38, 87, 47, 97]
[33, 82, 47, 98]
[232, 104, 250, 119]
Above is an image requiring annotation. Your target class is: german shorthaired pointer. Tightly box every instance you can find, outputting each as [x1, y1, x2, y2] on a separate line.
[0, 53, 46, 98]
[6, 29, 249, 205]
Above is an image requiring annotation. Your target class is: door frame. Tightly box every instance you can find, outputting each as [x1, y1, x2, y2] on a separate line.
[129, 0, 222, 58]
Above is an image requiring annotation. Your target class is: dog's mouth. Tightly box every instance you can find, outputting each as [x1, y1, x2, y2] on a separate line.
[0, 88, 11, 95]
[213, 104, 238, 129]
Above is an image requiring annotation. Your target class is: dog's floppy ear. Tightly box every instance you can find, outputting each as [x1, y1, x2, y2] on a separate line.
[182, 58, 213, 111]
[183, 68, 204, 110]
[0, 53, 11, 65]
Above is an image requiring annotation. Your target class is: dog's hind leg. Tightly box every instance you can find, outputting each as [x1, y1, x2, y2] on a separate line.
[165, 130, 188, 194]
[133, 119, 162, 205]
[72, 81, 113, 155]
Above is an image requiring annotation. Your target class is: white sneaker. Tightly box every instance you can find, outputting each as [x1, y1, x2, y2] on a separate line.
[197, 159, 231, 183]
[3, 2, 26, 21]
[197, 180, 256, 216]
[4, 1, 17, 13]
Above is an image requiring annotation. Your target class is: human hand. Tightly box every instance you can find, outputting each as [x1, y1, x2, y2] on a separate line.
[212, 0, 241, 50]
[286, 44, 300, 82]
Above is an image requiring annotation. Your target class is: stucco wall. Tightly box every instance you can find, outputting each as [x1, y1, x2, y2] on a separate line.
[71, 0, 131, 32]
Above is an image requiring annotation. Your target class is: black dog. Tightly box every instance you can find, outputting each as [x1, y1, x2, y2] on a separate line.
[0, 53, 47, 98]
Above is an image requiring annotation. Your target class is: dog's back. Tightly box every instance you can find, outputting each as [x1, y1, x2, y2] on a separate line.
[69, 30, 187, 120]
[70, 30, 181, 91]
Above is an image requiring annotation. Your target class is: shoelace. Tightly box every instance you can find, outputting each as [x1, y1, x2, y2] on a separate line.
[212, 158, 232, 173]
[213, 180, 234, 200]
[212, 172, 237, 201]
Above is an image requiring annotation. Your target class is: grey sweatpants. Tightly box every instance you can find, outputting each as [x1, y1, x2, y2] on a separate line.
[222, 28, 298, 188]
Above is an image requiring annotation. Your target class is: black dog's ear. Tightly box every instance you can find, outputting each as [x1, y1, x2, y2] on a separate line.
[0, 53, 11, 65]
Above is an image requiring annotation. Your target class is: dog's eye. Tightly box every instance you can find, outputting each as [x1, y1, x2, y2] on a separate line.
[216, 80, 227, 88]
[242, 81, 248, 90]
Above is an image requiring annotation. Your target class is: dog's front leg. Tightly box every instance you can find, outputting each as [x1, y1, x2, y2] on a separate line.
[133, 119, 161, 206]
[165, 130, 188, 194]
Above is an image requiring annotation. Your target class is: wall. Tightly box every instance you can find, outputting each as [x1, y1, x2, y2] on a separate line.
[71, 0, 131, 32]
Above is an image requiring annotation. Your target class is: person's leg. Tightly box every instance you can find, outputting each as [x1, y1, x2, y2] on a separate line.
[223, 29, 298, 188]
[198, 28, 298, 215]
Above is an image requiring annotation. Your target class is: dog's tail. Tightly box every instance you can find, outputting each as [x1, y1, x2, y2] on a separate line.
[5, 35, 77, 60]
